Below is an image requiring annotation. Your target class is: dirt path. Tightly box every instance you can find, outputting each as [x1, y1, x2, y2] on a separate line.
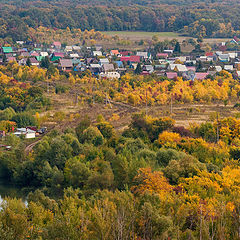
[24, 99, 140, 154]
[25, 139, 42, 154]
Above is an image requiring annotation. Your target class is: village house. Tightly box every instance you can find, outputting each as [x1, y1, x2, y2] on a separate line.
[110, 50, 120, 56]
[74, 62, 87, 72]
[59, 59, 73, 71]
[99, 58, 109, 65]
[102, 63, 115, 72]
[52, 41, 61, 49]
[156, 53, 168, 59]
[1, 47, 13, 54]
[65, 46, 73, 52]
[18, 58, 27, 66]
[194, 72, 208, 80]
[7, 56, 16, 62]
[218, 53, 230, 62]
[120, 51, 132, 56]
[21, 52, 30, 57]
[90, 63, 102, 75]
[40, 52, 48, 57]
[29, 58, 39, 66]
[136, 51, 151, 60]
[72, 46, 81, 51]
[69, 53, 79, 58]
[142, 65, 154, 74]
[100, 71, 121, 79]
[14, 128, 36, 139]
[224, 65, 234, 71]
[129, 55, 141, 63]
[92, 51, 102, 57]
[165, 72, 177, 79]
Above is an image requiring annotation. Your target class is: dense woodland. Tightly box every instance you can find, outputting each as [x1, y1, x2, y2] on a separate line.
[1, 62, 240, 238]
[1, 0, 240, 41]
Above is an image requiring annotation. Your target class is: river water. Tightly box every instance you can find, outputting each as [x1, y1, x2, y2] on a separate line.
[0, 180, 28, 204]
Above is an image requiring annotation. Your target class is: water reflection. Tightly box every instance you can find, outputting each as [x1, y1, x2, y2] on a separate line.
[0, 180, 29, 205]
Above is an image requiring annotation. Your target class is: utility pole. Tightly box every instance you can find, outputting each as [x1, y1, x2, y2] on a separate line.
[216, 113, 219, 143]
[76, 93, 78, 105]
[92, 86, 95, 104]
[200, 203, 203, 240]
[105, 94, 112, 109]
[170, 94, 173, 115]
[46, 75, 49, 94]
[145, 88, 147, 115]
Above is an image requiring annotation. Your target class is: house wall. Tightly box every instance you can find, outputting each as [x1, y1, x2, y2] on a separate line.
[25, 133, 36, 139]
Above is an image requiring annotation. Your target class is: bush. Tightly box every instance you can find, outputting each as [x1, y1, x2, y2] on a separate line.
[163, 155, 206, 184]
[55, 85, 69, 94]
[157, 131, 181, 148]
[156, 148, 186, 167]
[97, 121, 114, 139]
[82, 126, 104, 146]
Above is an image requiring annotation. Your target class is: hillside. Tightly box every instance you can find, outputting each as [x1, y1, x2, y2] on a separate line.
[0, 0, 240, 41]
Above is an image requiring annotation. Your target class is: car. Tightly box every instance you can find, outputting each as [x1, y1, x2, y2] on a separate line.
[37, 127, 47, 134]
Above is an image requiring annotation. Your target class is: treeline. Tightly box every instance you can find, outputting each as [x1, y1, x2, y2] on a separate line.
[1, 1, 240, 41]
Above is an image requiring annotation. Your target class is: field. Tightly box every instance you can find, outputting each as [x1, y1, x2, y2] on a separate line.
[103, 31, 231, 44]
[41, 86, 239, 132]
[103, 31, 180, 41]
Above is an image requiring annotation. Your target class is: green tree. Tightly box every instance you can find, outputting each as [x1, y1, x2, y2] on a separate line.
[26, 58, 31, 67]
[40, 56, 50, 69]
[174, 41, 181, 53]
[135, 63, 142, 74]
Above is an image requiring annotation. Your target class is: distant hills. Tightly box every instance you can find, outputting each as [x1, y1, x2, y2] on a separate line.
[0, 0, 240, 41]
[0, 0, 238, 6]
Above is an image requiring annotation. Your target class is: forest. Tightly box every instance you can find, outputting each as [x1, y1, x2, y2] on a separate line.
[1, 0, 240, 41]
[1, 62, 240, 239]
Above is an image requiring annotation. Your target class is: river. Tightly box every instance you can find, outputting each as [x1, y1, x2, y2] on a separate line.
[0, 180, 29, 204]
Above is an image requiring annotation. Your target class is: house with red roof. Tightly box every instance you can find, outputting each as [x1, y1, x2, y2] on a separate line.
[129, 55, 140, 63]
[206, 52, 214, 57]
[120, 56, 130, 62]
[157, 53, 168, 59]
[120, 51, 132, 56]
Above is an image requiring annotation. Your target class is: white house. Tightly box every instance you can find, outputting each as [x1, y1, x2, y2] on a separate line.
[215, 66, 222, 72]
[72, 46, 81, 51]
[224, 65, 234, 71]
[164, 49, 174, 54]
[93, 51, 102, 57]
[229, 52, 237, 59]
[99, 58, 109, 65]
[70, 53, 79, 58]
[14, 128, 36, 139]
[40, 52, 48, 57]
[136, 51, 150, 59]
[100, 71, 120, 79]
[169, 64, 187, 72]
